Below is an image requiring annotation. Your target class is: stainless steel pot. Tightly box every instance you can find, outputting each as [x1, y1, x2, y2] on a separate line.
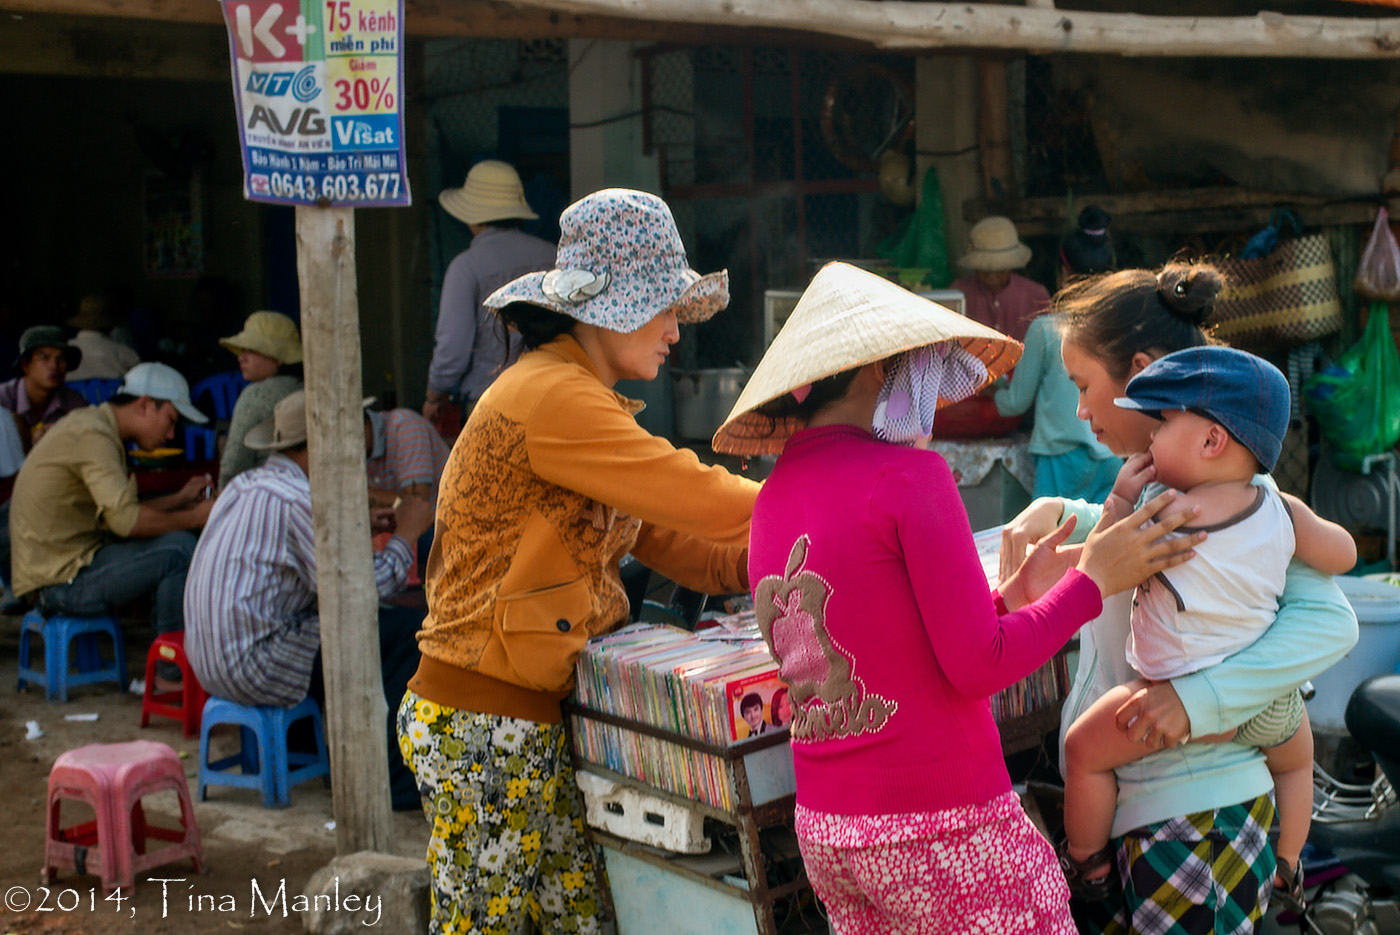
[671, 368, 748, 441]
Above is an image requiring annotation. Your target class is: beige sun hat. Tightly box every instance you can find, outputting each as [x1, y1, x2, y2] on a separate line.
[220, 311, 302, 365]
[245, 390, 309, 450]
[712, 262, 1021, 456]
[958, 216, 1032, 271]
[438, 160, 538, 226]
[246, 390, 376, 450]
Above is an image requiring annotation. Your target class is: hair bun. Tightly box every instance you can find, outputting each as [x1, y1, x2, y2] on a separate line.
[1157, 263, 1223, 326]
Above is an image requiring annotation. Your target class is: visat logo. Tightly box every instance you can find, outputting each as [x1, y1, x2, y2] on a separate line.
[333, 121, 396, 146]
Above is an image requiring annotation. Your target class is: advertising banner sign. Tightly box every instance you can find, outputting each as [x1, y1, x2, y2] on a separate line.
[220, 0, 410, 207]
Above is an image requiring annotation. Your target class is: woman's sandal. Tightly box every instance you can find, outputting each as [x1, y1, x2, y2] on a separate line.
[1273, 857, 1306, 915]
[1057, 838, 1120, 902]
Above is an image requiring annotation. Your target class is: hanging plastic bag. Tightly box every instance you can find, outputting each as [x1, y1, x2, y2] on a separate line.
[1355, 206, 1400, 302]
[874, 166, 952, 288]
[1304, 301, 1400, 465]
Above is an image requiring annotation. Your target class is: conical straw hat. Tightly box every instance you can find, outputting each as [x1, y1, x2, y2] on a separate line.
[712, 262, 1022, 455]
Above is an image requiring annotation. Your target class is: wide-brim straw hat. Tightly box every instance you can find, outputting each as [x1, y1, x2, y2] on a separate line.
[484, 188, 728, 333]
[712, 262, 1022, 455]
[958, 216, 1032, 271]
[67, 294, 116, 332]
[439, 160, 539, 226]
[219, 311, 303, 365]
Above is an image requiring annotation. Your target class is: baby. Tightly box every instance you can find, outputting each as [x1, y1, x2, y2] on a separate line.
[1060, 346, 1356, 911]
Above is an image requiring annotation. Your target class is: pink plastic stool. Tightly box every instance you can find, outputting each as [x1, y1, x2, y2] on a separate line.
[43, 740, 205, 893]
[140, 633, 209, 737]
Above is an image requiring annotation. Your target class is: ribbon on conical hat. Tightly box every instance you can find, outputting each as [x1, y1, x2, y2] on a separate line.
[712, 261, 1022, 455]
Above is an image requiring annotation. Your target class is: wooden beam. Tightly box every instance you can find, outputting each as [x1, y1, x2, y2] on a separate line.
[512, 0, 1400, 57]
[0, 0, 875, 47]
[0, 14, 229, 81]
[296, 205, 395, 856]
[2, 0, 221, 23]
[966, 187, 1400, 236]
[977, 57, 1013, 198]
[7, 0, 1400, 57]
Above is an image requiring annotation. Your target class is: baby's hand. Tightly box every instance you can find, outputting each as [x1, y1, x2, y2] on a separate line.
[1111, 452, 1155, 508]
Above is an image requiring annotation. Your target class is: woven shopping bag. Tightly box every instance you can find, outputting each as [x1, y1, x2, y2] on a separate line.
[1212, 233, 1344, 349]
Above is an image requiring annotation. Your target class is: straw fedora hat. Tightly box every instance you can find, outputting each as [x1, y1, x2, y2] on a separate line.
[439, 160, 538, 226]
[245, 389, 309, 450]
[246, 390, 377, 450]
[484, 188, 727, 332]
[219, 311, 303, 365]
[712, 262, 1021, 455]
[958, 216, 1032, 271]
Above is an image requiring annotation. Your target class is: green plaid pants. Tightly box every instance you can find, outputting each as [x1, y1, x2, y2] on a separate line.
[1080, 793, 1276, 935]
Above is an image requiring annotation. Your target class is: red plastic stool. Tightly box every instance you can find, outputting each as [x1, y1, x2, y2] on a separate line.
[140, 633, 208, 737]
[43, 740, 205, 893]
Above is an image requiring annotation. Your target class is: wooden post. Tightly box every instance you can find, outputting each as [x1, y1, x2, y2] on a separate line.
[295, 204, 394, 855]
[977, 57, 1014, 200]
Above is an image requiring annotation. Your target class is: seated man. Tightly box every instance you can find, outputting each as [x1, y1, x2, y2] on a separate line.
[364, 404, 450, 509]
[67, 293, 141, 381]
[0, 325, 89, 451]
[8, 362, 212, 674]
[184, 390, 434, 809]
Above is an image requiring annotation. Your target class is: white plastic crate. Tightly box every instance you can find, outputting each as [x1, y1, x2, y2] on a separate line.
[575, 770, 710, 854]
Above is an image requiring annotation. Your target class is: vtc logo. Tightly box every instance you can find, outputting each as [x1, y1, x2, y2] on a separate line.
[246, 65, 319, 103]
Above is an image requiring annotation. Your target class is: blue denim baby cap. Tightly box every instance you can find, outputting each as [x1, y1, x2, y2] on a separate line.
[1115, 346, 1289, 471]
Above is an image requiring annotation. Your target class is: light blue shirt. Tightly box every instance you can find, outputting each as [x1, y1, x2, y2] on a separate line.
[993, 315, 1115, 461]
[1058, 479, 1358, 835]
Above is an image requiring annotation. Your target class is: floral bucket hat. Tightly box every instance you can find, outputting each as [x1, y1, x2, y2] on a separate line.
[483, 188, 729, 333]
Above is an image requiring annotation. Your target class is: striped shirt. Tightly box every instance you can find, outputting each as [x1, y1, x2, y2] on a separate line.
[184, 453, 414, 708]
[366, 408, 450, 506]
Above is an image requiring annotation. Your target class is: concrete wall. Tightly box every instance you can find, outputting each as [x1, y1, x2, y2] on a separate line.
[1055, 55, 1400, 198]
[568, 39, 661, 197]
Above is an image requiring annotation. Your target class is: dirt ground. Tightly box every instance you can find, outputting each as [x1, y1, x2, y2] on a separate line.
[0, 608, 430, 935]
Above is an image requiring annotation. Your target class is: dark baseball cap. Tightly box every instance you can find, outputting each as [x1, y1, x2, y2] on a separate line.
[15, 325, 81, 371]
[1115, 346, 1290, 472]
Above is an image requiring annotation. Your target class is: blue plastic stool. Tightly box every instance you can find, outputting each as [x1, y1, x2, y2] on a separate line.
[17, 610, 129, 702]
[197, 696, 329, 808]
[183, 426, 217, 462]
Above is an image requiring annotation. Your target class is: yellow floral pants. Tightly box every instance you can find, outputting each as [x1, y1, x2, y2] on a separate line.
[397, 690, 604, 935]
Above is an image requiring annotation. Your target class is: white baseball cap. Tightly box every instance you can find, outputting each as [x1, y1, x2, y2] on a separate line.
[117, 362, 208, 424]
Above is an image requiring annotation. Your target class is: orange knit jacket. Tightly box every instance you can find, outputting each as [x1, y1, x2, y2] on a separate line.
[408, 335, 760, 723]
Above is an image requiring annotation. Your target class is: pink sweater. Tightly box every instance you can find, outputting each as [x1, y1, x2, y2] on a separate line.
[749, 425, 1101, 815]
